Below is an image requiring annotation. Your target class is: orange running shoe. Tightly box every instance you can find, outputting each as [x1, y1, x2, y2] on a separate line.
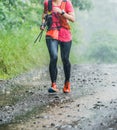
[63, 81, 71, 93]
[48, 82, 59, 93]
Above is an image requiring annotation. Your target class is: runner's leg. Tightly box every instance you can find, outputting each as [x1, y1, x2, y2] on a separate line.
[46, 38, 59, 83]
[60, 41, 72, 82]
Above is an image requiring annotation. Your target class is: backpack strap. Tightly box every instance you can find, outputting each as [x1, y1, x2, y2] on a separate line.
[61, 0, 67, 10]
[48, 0, 67, 12]
[48, 0, 52, 14]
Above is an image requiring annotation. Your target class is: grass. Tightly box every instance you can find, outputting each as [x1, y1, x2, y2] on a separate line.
[0, 26, 49, 79]
[0, 19, 81, 79]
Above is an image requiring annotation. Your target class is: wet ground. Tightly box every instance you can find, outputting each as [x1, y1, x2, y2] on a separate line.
[0, 64, 117, 130]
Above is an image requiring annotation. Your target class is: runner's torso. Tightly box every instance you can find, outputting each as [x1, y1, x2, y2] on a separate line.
[44, 0, 74, 42]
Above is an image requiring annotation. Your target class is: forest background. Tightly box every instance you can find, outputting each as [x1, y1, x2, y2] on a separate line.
[1, 0, 116, 79]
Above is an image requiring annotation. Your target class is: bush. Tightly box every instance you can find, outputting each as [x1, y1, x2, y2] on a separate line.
[71, 0, 92, 10]
[0, 28, 48, 78]
[87, 31, 117, 63]
[0, 1, 48, 78]
[0, 0, 42, 31]
[0, 0, 83, 79]
[39, 0, 93, 10]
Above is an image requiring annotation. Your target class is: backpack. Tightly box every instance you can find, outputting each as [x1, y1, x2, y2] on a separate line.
[46, 0, 70, 30]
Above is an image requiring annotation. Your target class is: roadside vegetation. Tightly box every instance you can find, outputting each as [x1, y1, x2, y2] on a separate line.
[87, 31, 117, 63]
[0, 0, 92, 79]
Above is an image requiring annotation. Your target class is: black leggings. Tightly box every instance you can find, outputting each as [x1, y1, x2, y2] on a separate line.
[46, 38, 72, 83]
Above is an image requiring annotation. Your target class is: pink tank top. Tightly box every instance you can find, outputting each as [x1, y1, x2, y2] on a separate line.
[44, 0, 74, 42]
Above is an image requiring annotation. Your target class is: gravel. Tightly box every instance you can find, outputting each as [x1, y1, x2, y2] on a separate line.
[0, 64, 117, 130]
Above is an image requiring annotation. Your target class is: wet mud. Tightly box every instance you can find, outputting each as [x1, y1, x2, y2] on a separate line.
[0, 64, 117, 130]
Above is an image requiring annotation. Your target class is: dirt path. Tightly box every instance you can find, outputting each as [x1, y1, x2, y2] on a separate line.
[0, 64, 117, 130]
[15, 85, 117, 130]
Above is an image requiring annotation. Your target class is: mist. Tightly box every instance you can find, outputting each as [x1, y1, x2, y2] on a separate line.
[73, 0, 117, 63]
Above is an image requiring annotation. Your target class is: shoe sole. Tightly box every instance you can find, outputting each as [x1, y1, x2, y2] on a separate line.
[63, 91, 70, 93]
[63, 89, 70, 93]
[48, 87, 58, 93]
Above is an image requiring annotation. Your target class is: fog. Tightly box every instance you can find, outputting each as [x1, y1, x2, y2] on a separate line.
[73, 0, 117, 63]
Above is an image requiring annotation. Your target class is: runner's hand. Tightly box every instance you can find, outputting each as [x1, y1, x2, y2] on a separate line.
[40, 23, 45, 30]
[53, 7, 62, 14]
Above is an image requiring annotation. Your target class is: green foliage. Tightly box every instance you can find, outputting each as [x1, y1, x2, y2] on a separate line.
[0, 28, 49, 78]
[71, 0, 92, 10]
[38, 0, 93, 10]
[0, 0, 46, 78]
[0, 0, 92, 31]
[0, 0, 82, 79]
[87, 31, 117, 63]
[0, 0, 42, 31]
[39, 0, 44, 5]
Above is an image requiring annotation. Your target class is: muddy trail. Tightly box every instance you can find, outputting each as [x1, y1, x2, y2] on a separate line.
[0, 64, 117, 130]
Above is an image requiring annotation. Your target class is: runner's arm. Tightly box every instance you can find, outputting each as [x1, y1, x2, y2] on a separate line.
[53, 7, 75, 22]
[40, 0, 48, 30]
[62, 11, 75, 22]
[40, 13, 47, 30]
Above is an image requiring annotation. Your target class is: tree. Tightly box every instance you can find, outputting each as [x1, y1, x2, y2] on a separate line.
[0, 0, 41, 30]
[71, 0, 92, 10]
[39, 0, 92, 10]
